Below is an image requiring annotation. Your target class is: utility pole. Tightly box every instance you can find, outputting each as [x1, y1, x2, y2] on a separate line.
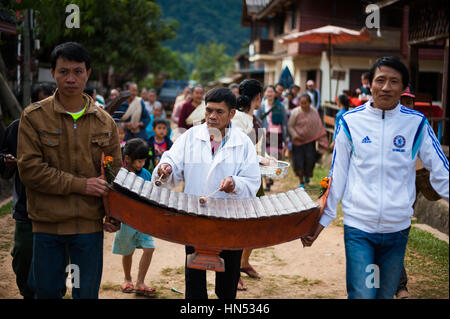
[22, 9, 31, 107]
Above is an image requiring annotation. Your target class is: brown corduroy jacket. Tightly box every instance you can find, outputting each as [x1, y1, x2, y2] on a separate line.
[17, 90, 122, 234]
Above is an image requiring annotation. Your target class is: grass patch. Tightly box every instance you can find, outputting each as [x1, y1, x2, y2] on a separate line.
[0, 200, 12, 218]
[160, 266, 184, 277]
[404, 227, 449, 299]
[100, 282, 121, 291]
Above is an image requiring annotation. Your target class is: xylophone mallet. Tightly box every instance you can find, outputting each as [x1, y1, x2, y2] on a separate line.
[155, 174, 165, 186]
[199, 188, 221, 205]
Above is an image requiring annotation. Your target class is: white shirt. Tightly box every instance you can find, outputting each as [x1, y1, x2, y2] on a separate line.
[152, 123, 261, 207]
[320, 100, 449, 233]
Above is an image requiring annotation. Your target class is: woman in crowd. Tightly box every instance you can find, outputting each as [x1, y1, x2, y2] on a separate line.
[287, 94, 327, 188]
[232, 79, 266, 291]
[256, 85, 288, 192]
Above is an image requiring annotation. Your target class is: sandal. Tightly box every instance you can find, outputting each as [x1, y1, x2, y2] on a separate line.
[396, 289, 410, 299]
[240, 266, 261, 279]
[135, 285, 157, 297]
[121, 282, 135, 293]
[237, 278, 247, 291]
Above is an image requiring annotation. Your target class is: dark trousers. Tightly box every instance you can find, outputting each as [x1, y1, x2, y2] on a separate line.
[11, 219, 34, 299]
[28, 232, 103, 299]
[396, 266, 408, 295]
[185, 246, 242, 299]
[292, 141, 317, 178]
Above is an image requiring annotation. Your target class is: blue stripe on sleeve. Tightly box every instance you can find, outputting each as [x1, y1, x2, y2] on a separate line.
[426, 124, 449, 171]
[412, 117, 426, 159]
[329, 148, 337, 177]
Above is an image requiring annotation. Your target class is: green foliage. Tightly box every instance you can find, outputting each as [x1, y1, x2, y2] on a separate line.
[12, 0, 184, 82]
[191, 42, 233, 86]
[158, 0, 249, 55]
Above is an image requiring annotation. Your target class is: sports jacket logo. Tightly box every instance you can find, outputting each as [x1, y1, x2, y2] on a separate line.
[362, 136, 372, 143]
[393, 135, 406, 148]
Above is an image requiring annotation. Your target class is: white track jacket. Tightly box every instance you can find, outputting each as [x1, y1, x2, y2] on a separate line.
[320, 101, 449, 233]
[152, 123, 261, 204]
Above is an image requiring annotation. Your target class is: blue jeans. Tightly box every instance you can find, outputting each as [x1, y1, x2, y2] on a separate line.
[28, 232, 103, 299]
[344, 225, 410, 299]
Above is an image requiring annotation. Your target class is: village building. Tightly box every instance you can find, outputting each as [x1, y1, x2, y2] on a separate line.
[240, 0, 446, 114]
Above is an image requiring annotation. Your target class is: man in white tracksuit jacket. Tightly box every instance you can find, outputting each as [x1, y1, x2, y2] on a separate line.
[153, 87, 261, 299]
[301, 57, 449, 299]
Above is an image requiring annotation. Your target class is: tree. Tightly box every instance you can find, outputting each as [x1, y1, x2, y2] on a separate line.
[192, 42, 233, 86]
[14, 0, 185, 85]
[158, 0, 249, 55]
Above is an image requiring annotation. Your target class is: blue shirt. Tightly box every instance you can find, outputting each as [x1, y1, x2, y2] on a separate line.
[136, 167, 152, 181]
[118, 99, 151, 141]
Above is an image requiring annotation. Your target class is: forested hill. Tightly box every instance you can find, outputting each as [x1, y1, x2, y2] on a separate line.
[158, 0, 249, 55]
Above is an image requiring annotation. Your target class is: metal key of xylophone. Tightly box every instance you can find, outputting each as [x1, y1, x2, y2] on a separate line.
[197, 196, 209, 217]
[259, 195, 278, 216]
[206, 197, 218, 218]
[286, 190, 307, 212]
[294, 188, 318, 210]
[251, 197, 267, 218]
[276, 193, 297, 214]
[168, 190, 179, 211]
[241, 199, 257, 219]
[140, 181, 153, 202]
[177, 193, 188, 214]
[131, 176, 145, 195]
[149, 184, 161, 205]
[159, 187, 170, 208]
[268, 194, 288, 215]
[225, 198, 237, 219]
[122, 171, 137, 190]
[114, 167, 129, 187]
[215, 198, 227, 219]
[234, 199, 247, 219]
[187, 194, 199, 215]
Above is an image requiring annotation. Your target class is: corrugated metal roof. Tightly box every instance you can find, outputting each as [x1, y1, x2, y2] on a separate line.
[245, 0, 271, 14]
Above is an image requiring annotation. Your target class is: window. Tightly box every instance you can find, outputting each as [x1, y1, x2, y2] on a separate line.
[291, 7, 297, 30]
[273, 13, 285, 36]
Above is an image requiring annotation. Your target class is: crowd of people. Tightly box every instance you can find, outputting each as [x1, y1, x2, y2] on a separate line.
[0, 42, 448, 301]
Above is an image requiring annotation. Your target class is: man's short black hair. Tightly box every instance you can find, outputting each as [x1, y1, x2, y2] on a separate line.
[205, 87, 237, 110]
[152, 118, 169, 129]
[368, 56, 409, 89]
[51, 42, 91, 71]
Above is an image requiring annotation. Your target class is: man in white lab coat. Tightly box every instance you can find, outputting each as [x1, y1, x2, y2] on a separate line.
[153, 87, 261, 299]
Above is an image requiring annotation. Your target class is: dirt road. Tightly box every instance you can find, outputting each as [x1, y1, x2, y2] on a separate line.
[0, 210, 347, 299]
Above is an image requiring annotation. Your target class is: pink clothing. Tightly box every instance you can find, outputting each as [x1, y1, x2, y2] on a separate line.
[265, 101, 282, 134]
[287, 106, 326, 146]
[171, 101, 184, 124]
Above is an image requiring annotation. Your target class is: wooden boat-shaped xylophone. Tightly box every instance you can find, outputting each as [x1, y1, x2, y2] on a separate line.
[104, 168, 328, 272]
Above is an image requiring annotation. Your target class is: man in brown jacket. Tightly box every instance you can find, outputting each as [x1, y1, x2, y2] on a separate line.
[17, 42, 122, 299]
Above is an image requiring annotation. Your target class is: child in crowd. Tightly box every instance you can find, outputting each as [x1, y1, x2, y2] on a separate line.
[115, 122, 127, 165]
[112, 138, 157, 297]
[117, 122, 126, 148]
[146, 119, 173, 173]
